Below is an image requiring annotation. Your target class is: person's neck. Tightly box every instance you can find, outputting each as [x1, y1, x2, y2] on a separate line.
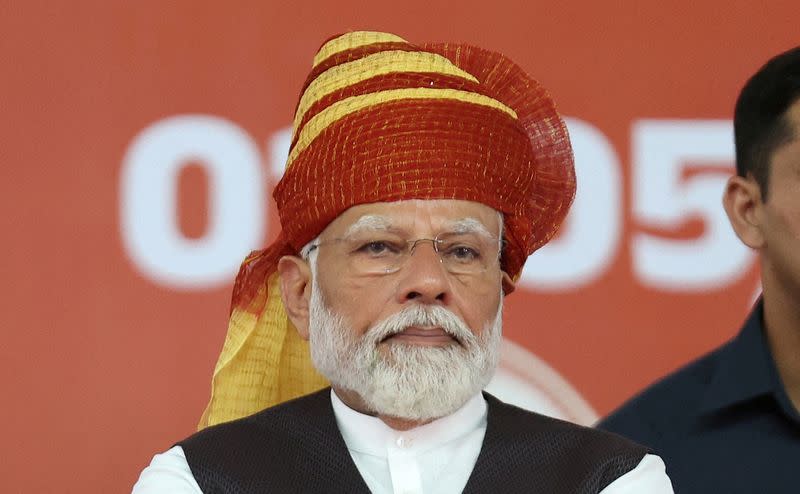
[332, 387, 436, 431]
[761, 266, 800, 412]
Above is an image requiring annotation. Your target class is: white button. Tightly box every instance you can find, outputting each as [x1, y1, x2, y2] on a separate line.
[396, 436, 408, 448]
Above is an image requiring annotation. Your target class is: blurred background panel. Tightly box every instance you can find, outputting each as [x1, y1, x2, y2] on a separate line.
[2, 1, 796, 491]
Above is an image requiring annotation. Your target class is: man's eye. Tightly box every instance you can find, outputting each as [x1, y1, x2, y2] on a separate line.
[445, 245, 481, 261]
[357, 241, 397, 255]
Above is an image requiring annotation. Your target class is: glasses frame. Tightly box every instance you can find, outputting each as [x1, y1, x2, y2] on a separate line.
[306, 231, 503, 276]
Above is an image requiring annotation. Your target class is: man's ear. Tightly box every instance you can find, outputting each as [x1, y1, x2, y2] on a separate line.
[277, 255, 313, 340]
[722, 175, 765, 250]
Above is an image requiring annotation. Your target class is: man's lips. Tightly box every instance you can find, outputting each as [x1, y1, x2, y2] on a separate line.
[382, 326, 457, 346]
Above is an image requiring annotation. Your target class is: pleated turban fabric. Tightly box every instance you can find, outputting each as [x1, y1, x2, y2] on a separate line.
[198, 31, 576, 428]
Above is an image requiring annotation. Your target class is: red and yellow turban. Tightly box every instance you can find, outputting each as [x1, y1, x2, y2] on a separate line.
[198, 31, 575, 428]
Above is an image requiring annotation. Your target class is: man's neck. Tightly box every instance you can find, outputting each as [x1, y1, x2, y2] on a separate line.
[761, 268, 800, 412]
[332, 387, 437, 431]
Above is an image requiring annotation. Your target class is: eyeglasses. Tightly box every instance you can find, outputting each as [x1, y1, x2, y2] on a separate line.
[307, 231, 501, 276]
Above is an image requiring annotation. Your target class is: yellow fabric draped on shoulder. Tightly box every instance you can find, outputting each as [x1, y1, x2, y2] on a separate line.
[198, 272, 327, 428]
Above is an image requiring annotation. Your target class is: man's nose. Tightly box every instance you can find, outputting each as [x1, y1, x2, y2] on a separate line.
[395, 240, 451, 304]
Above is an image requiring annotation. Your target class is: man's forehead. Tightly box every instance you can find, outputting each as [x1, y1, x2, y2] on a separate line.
[328, 199, 501, 235]
[770, 100, 800, 173]
[788, 98, 800, 139]
[344, 215, 495, 236]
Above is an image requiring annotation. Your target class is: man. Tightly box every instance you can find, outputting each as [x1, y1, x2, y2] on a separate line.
[598, 46, 800, 493]
[133, 31, 672, 493]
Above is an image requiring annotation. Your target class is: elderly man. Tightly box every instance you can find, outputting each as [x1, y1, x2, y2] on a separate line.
[599, 46, 800, 493]
[133, 31, 672, 493]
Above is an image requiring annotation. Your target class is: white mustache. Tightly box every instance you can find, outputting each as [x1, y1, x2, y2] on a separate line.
[365, 305, 476, 346]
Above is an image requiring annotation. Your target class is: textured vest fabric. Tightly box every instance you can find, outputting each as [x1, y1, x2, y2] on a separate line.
[179, 389, 647, 493]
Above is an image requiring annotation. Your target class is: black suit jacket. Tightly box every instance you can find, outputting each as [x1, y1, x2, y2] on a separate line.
[180, 389, 646, 493]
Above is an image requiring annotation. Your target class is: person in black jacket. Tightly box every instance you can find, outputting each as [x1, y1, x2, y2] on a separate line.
[599, 45, 800, 494]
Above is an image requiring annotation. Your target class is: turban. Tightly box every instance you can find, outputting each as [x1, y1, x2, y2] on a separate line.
[198, 31, 575, 428]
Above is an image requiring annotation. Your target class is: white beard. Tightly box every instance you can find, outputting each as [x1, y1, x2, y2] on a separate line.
[307, 276, 502, 421]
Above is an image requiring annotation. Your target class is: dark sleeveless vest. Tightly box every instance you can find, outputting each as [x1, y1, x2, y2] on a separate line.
[179, 389, 647, 493]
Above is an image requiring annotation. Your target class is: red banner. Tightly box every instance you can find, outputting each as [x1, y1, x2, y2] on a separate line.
[3, 2, 797, 491]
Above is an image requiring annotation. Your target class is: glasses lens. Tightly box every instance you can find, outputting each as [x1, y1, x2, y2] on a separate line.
[342, 234, 407, 274]
[436, 233, 498, 274]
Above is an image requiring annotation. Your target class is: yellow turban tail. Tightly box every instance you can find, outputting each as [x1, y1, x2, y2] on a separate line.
[198, 272, 328, 429]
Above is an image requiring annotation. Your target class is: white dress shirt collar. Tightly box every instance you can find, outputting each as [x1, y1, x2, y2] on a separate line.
[330, 389, 488, 494]
[330, 389, 487, 457]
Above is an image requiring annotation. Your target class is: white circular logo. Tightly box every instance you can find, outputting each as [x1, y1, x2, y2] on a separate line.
[485, 338, 598, 425]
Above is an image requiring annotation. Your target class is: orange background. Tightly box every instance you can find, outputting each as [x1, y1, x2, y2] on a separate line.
[2, 2, 798, 492]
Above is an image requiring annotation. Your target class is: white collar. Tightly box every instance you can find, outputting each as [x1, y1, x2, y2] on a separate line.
[330, 389, 487, 458]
